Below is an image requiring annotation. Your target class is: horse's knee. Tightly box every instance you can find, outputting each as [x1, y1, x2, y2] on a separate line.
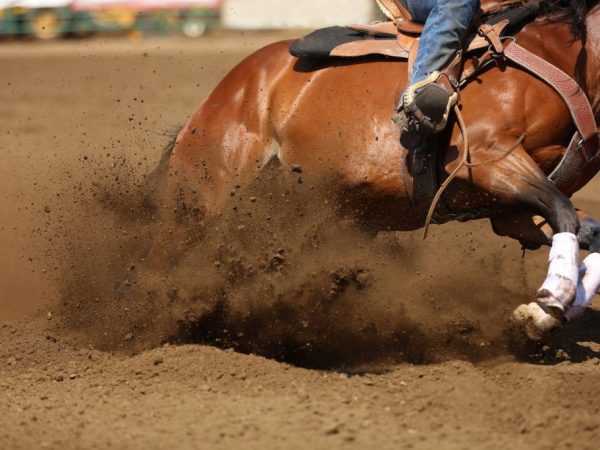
[534, 185, 579, 235]
[577, 214, 600, 252]
[554, 198, 579, 234]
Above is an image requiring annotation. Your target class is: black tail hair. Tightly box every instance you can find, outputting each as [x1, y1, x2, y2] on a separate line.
[539, 0, 599, 38]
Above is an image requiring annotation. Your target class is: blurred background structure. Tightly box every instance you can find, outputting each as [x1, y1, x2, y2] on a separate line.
[222, 0, 376, 29]
[0, 0, 380, 40]
[0, 0, 221, 39]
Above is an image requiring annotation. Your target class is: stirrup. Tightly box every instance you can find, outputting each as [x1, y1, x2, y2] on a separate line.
[398, 72, 458, 134]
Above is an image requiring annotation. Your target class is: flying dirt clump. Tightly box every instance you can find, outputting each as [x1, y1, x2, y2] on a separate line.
[48, 149, 536, 369]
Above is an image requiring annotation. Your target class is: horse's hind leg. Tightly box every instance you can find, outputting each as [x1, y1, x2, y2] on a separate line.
[457, 144, 581, 338]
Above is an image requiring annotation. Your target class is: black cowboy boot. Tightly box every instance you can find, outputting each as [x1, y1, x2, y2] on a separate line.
[394, 72, 458, 150]
[398, 71, 458, 135]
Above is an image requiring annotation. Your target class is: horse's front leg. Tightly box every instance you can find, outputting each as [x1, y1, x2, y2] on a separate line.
[455, 144, 582, 339]
[511, 211, 600, 336]
[514, 223, 580, 339]
[491, 210, 600, 325]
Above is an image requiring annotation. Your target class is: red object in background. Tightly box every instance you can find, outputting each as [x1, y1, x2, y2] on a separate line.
[70, 0, 221, 11]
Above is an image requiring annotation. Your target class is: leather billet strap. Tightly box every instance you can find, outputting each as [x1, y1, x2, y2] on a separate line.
[503, 40, 598, 161]
[476, 26, 598, 168]
[548, 133, 588, 190]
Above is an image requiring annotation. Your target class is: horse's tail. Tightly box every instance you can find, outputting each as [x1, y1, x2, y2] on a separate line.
[144, 131, 178, 191]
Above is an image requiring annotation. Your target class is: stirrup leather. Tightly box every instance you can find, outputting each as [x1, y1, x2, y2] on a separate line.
[399, 72, 459, 134]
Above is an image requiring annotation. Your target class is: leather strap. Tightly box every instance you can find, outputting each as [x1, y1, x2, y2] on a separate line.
[548, 133, 587, 190]
[479, 23, 504, 53]
[461, 50, 496, 83]
[468, 20, 509, 52]
[503, 41, 598, 160]
[438, 52, 462, 92]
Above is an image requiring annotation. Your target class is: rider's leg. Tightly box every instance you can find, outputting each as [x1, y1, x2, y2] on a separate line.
[408, 0, 481, 85]
[401, 0, 480, 133]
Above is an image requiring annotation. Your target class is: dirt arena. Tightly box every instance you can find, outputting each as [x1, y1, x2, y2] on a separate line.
[2, 33, 600, 449]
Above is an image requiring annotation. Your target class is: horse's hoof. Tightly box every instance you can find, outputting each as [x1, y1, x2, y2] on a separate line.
[512, 302, 563, 341]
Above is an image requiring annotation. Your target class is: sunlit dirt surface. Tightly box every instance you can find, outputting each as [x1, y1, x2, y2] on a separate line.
[1, 33, 600, 449]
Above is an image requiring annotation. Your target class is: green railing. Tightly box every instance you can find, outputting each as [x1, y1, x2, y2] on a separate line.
[0, 6, 220, 39]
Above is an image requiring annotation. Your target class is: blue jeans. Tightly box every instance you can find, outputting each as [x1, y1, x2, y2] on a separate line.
[406, 0, 480, 84]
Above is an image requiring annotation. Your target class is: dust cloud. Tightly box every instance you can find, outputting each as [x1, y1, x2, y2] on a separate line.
[45, 148, 536, 369]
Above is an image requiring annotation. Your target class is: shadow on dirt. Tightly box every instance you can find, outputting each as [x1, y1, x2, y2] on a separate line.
[519, 309, 600, 365]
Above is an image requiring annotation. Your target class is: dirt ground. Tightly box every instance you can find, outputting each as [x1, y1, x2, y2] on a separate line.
[1, 33, 600, 450]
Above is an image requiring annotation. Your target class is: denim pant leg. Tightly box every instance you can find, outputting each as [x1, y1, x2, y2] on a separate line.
[406, 0, 480, 85]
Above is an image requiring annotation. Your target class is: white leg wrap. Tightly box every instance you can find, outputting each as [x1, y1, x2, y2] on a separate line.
[566, 252, 600, 321]
[537, 232, 579, 311]
[513, 233, 581, 340]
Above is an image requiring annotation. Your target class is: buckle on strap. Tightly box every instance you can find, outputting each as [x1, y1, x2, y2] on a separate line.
[579, 133, 600, 162]
[478, 24, 504, 54]
[572, 132, 599, 163]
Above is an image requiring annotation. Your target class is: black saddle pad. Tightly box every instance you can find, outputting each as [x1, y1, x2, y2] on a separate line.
[487, 1, 539, 34]
[289, 26, 394, 59]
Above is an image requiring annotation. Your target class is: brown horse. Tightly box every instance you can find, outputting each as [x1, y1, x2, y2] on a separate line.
[159, 2, 600, 340]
